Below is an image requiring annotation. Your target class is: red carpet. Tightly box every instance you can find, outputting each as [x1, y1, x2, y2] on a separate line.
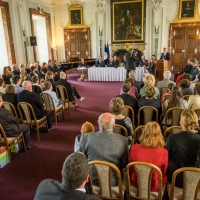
[0, 73, 122, 200]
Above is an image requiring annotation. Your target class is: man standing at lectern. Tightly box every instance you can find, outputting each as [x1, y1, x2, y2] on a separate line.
[160, 47, 170, 61]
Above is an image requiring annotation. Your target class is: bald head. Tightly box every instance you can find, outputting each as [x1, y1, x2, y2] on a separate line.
[60, 72, 66, 80]
[22, 81, 32, 92]
[98, 112, 115, 132]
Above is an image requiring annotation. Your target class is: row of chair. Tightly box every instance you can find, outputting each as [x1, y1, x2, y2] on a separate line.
[88, 160, 200, 200]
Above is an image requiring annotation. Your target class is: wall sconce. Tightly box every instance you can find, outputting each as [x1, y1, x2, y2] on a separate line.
[86, 50, 88, 56]
[195, 48, 198, 54]
[196, 29, 199, 36]
[172, 30, 176, 37]
[172, 48, 175, 54]
[85, 34, 88, 40]
[68, 51, 71, 56]
[67, 35, 70, 40]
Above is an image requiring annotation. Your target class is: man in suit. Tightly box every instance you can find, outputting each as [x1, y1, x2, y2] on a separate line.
[107, 56, 119, 68]
[0, 95, 32, 149]
[17, 81, 53, 130]
[95, 56, 105, 67]
[34, 152, 101, 200]
[160, 47, 170, 61]
[79, 112, 129, 186]
[125, 48, 135, 77]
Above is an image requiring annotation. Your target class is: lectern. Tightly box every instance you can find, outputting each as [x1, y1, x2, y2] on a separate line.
[156, 60, 169, 81]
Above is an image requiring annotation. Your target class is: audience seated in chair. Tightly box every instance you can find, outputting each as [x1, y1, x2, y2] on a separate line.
[120, 78, 138, 98]
[161, 83, 174, 104]
[42, 81, 63, 108]
[180, 78, 194, 96]
[79, 112, 129, 186]
[139, 74, 160, 99]
[45, 71, 56, 92]
[2, 66, 12, 85]
[74, 121, 95, 152]
[128, 70, 142, 92]
[166, 110, 200, 188]
[34, 152, 101, 200]
[188, 82, 200, 110]
[0, 78, 6, 94]
[0, 95, 32, 149]
[11, 75, 23, 93]
[109, 97, 133, 141]
[130, 122, 168, 191]
[156, 70, 175, 89]
[17, 81, 53, 131]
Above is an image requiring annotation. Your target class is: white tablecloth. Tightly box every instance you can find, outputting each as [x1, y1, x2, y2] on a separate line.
[88, 67, 126, 81]
[135, 66, 145, 82]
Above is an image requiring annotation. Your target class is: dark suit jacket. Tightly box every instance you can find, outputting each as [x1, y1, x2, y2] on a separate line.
[0, 108, 20, 137]
[95, 60, 105, 67]
[166, 131, 200, 187]
[125, 52, 135, 70]
[2, 93, 18, 108]
[107, 60, 119, 68]
[17, 90, 47, 119]
[180, 64, 193, 74]
[190, 67, 198, 81]
[55, 79, 75, 102]
[160, 52, 170, 61]
[80, 131, 129, 186]
[47, 78, 56, 92]
[34, 179, 101, 200]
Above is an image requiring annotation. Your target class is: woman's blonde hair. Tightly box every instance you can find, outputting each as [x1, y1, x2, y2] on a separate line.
[144, 74, 155, 86]
[109, 97, 124, 115]
[180, 110, 199, 132]
[81, 121, 95, 134]
[144, 85, 156, 98]
[139, 122, 165, 148]
[128, 70, 135, 79]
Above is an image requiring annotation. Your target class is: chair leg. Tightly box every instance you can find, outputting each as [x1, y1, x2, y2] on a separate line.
[36, 127, 40, 141]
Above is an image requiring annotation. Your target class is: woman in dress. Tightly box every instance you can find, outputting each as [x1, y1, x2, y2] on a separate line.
[2, 66, 12, 85]
[130, 122, 168, 191]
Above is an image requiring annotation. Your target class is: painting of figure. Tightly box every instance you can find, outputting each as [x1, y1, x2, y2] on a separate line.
[180, 0, 195, 18]
[71, 9, 81, 25]
[112, 0, 145, 43]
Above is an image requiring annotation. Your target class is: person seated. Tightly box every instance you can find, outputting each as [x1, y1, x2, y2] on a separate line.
[55, 72, 85, 107]
[166, 110, 200, 188]
[17, 81, 54, 131]
[79, 112, 129, 186]
[161, 83, 174, 104]
[109, 97, 133, 141]
[146, 55, 156, 76]
[128, 70, 142, 91]
[139, 74, 160, 99]
[34, 61, 43, 81]
[0, 95, 32, 149]
[74, 121, 95, 152]
[188, 83, 200, 110]
[180, 78, 194, 96]
[34, 152, 101, 200]
[130, 122, 168, 191]
[31, 75, 43, 95]
[45, 71, 56, 92]
[30, 65, 39, 78]
[19, 64, 30, 82]
[41, 62, 48, 80]
[43, 81, 63, 108]
[11, 64, 20, 76]
[0, 78, 5, 94]
[120, 78, 138, 98]
[156, 71, 176, 89]
[78, 58, 88, 81]
[2, 85, 18, 110]
[95, 56, 105, 67]
[11, 75, 23, 93]
[2, 66, 12, 85]
[116, 82, 138, 113]
[107, 56, 119, 68]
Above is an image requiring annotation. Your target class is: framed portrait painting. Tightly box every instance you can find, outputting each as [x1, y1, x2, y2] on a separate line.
[111, 0, 145, 43]
[68, 5, 83, 26]
[179, 0, 195, 19]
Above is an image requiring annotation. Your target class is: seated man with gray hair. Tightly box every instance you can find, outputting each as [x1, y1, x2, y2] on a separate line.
[79, 112, 129, 186]
[34, 152, 101, 200]
[156, 70, 176, 89]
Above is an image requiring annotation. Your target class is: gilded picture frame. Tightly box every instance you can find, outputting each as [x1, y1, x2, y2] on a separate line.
[68, 5, 83, 27]
[111, 0, 145, 43]
[179, 0, 195, 19]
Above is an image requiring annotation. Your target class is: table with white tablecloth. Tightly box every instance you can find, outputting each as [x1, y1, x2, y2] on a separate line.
[88, 67, 126, 81]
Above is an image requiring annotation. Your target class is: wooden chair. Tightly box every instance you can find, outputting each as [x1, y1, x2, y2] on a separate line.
[163, 126, 182, 141]
[3, 101, 20, 123]
[40, 93, 64, 125]
[113, 124, 128, 138]
[138, 106, 158, 126]
[0, 124, 26, 164]
[17, 102, 48, 141]
[121, 105, 135, 129]
[88, 160, 125, 200]
[160, 86, 168, 97]
[56, 85, 70, 112]
[168, 167, 200, 200]
[164, 107, 184, 130]
[132, 125, 145, 144]
[182, 95, 191, 102]
[126, 161, 164, 200]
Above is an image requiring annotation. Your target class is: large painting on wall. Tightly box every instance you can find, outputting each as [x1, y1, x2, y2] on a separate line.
[112, 0, 145, 43]
[179, 0, 195, 19]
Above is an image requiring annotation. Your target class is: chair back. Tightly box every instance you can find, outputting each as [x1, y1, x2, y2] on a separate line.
[17, 102, 37, 124]
[160, 86, 168, 97]
[88, 160, 123, 200]
[32, 85, 43, 95]
[3, 102, 19, 119]
[164, 107, 184, 130]
[40, 93, 55, 111]
[182, 95, 191, 102]
[121, 105, 135, 129]
[132, 125, 145, 144]
[113, 124, 128, 137]
[126, 161, 163, 200]
[163, 126, 182, 141]
[0, 124, 9, 145]
[56, 85, 68, 102]
[170, 167, 200, 200]
[138, 106, 158, 126]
